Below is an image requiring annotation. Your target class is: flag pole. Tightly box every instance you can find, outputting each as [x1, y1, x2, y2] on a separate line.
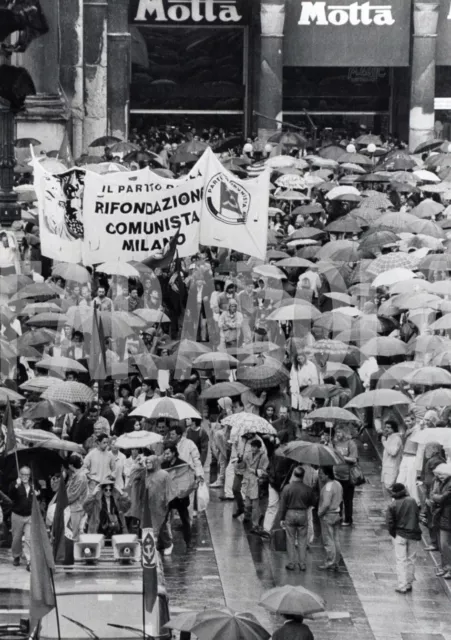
[142, 577, 146, 640]
[49, 569, 62, 640]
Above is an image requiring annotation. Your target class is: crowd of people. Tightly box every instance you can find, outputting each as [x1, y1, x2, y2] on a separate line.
[1, 128, 451, 630]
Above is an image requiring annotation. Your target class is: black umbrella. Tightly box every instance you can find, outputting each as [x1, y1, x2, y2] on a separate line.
[15, 138, 41, 147]
[89, 135, 122, 148]
[268, 131, 306, 147]
[413, 139, 443, 154]
[212, 136, 243, 152]
[2, 447, 66, 488]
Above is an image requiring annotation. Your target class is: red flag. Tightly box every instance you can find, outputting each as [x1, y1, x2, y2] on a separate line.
[141, 492, 158, 614]
[30, 493, 56, 631]
[3, 398, 17, 455]
[52, 474, 68, 564]
[58, 128, 74, 168]
[89, 307, 107, 381]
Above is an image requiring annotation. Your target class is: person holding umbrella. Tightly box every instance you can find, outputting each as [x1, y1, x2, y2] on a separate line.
[272, 615, 314, 640]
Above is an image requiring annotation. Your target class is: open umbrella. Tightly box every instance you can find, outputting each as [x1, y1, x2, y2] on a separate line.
[307, 407, 360, 422]
[97, 262, 140, 278]
[200, 381, 249, 400]
[253, 264, 286, 280]
[193, 352, 239, 370]
[133, 309, 170, 324]
[361, 337, 407, 357]
[89, 136, 122, 148]
[372, 268, 416, 288]
[130, 397, 201, 421]
[301, 384, 338, 399]
[16, 329, 57, 348]
[221, 412, 276, 435]
[166, 608, 270, 640]
[52, 263, 91, 284]
[415, 388, 451, 407]
[403, 367, 451, 387]
[23, 400, 77, 419]
[345, 389, 411, 409]
[9, 282, 63, 303]
[42, 381, 95, 404]
[376, 362, 419, 389]
[20, 302, 62, 316]
[19, 377, 62, 393]
[26, 312, 67, 328]
[259, 585, 325, 617]
[0, 387, 24, 403]
[267, 304, 320, 323]
[36, 356, 88, 374]
[368, 253, 417, 276]
[237, 364, 289, 391]
[278, 441, 344, 466]
[114, 431, 163, 450]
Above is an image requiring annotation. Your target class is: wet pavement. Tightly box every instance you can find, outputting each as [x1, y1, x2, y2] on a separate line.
[2, 432, 451, 639]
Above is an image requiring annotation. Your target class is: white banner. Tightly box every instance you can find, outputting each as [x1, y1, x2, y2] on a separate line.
[81, 158, 206, 265]
[33, 158, 84, 264]
[200, 149, 269, 260]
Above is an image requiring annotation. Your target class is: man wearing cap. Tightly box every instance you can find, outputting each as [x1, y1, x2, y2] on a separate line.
[386, 483, 422, 593]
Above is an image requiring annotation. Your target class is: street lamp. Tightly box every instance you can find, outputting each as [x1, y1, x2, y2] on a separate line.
[0, 0, 49, 226]
[0, 94, 21, 224]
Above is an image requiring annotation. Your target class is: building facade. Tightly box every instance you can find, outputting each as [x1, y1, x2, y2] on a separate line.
[16, 0, 451, 154]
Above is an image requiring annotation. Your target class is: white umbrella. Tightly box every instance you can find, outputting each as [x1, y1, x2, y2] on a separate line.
[372, 268, 416, 288]
[97, 262, 140, 278]
[115, 431, 163, 450]
[325, 186, 360, 201]
[253, 264, 286, 280]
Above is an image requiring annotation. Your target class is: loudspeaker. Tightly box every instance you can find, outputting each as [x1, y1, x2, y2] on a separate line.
[112, 534, 141, 563]
[74, 534, 105, 563]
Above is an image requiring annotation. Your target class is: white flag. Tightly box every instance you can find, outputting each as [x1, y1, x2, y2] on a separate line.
[200, 149, 269, 260]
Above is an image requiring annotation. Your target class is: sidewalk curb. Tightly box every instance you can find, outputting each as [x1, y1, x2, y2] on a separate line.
[364, 427, 451, 599]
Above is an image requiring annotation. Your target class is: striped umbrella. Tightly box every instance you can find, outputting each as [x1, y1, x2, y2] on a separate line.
[130, 397, 201, 421]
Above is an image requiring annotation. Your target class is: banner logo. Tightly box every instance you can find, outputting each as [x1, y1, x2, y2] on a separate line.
[205, 172, 250, 225]
[298, 2, 395, 26]
[134, 0, 243, 23]
[142, 529, 156, 568]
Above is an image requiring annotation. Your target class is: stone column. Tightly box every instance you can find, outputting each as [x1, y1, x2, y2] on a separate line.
[257, 0, 285, 141]
[107, 0, 131, 141]
[59, 0, 84, 158]
[83, 0, 108, 152]
[409, 1, 440, 151]
[17, 0, 69, 151]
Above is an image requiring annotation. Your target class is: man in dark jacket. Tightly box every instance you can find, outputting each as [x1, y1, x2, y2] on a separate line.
[386, 482, 422, 593]
[279, 466, 317, 571]
[272, 406, 297, 443]
[8, 466, 39, 571]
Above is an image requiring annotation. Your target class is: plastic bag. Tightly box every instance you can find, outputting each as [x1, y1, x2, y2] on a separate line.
[197, 482, 210, 513]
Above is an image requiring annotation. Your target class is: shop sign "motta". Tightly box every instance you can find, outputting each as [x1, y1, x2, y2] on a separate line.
[297, 2, 395, 25]
[131, 0, 246, 24]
